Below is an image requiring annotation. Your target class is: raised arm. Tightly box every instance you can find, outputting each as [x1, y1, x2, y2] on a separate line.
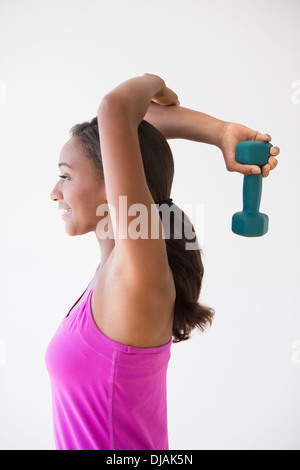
[144, 101, 227, 147]
[144, 102, 280, 178]
[97, 74, 179, 283]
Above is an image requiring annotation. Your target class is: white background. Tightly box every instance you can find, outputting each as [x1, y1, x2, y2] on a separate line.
[0, 0, 299, 450]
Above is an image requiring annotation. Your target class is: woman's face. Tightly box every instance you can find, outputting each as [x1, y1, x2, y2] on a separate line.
[50, 136, 107, 236]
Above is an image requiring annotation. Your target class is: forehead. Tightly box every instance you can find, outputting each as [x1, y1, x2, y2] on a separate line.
[58, 137, 86, 169]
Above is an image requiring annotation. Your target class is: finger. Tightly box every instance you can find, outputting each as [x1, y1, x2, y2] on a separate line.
[169, 95, 180, 106]
[262, 164, 271, 178]
[261, 153, 280, 178]
[263, 133, 272, 142]
[270, 146, 280, 156]
[263, 158, 279, 177]
[268, 156, 278, 170]
[172, 92, 180, 106]
[255, 131, 272, 142]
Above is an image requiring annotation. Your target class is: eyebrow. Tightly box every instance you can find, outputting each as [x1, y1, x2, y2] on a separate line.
[58, 163, 73, 169]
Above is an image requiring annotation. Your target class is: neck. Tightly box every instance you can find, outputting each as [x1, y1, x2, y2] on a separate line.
[95, 233, 116, 271]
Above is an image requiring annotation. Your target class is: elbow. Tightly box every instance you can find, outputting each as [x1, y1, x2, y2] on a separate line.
[97, 93, 130, 121]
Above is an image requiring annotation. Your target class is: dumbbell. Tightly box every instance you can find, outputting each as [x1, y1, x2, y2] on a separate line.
[232, 140, 272, 237]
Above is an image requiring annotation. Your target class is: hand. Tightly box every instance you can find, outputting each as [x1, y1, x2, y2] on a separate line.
[219, 122, 280, 178]
[143, 73, 180, 107]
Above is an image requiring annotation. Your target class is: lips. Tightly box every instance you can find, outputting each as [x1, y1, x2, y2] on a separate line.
[59, 207, 72, 218]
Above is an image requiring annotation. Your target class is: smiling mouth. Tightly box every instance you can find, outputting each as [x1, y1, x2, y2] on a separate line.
[61, 209, 72, 218]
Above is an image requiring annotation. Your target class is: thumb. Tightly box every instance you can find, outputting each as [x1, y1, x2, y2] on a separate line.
[227, 159, 261, 176]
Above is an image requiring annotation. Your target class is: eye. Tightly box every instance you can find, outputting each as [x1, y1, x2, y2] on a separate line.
[58, 174, 70, 181]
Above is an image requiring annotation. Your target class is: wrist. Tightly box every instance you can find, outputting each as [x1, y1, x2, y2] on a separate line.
[215, 120, 230, 149]
[142, 74, 165, 101]
[143, 73, 165, 88]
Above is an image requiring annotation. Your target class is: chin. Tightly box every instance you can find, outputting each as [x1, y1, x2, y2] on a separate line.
[64, 220, 80, 237]
[65, 223, 94, 237]
[65, 226, 77, 237]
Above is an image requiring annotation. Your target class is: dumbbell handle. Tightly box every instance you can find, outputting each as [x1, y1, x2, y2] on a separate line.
[242, 173, 262, 213]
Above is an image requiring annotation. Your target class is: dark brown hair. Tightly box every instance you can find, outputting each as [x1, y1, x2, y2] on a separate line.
[70, 117, 215, 343]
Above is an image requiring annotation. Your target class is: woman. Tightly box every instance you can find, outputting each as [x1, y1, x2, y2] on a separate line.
[46, 73, 280, 450]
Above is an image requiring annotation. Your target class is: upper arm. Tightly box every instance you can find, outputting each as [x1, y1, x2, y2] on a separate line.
[97, 94, 170, 284]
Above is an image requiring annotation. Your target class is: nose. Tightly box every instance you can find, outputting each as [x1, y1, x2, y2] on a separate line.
[49, 182, 62, 202]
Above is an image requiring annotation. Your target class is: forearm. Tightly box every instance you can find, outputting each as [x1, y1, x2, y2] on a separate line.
[99, 74, 165, 127]
[144, 102, 227, 148]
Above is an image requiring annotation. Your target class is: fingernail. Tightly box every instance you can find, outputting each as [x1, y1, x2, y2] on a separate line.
[252, 168, 261, 174]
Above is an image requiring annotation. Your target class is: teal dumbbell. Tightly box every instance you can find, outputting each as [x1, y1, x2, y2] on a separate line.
[232, 140, 272, 237]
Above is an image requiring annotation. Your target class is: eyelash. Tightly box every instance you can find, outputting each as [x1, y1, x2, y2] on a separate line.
[58, 175, 69, 181]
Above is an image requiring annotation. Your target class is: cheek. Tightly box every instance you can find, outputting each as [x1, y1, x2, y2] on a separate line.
[66, 177, 104, 216]
[74, 188, 100, 218]
[64, 183, 87, 206]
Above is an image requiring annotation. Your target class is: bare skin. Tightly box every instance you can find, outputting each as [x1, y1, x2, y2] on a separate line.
[50, 136, 175, 348]
[50, 73, 280, 348]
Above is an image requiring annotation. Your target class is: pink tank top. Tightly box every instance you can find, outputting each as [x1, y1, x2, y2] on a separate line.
[45, 275, 172, 450]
